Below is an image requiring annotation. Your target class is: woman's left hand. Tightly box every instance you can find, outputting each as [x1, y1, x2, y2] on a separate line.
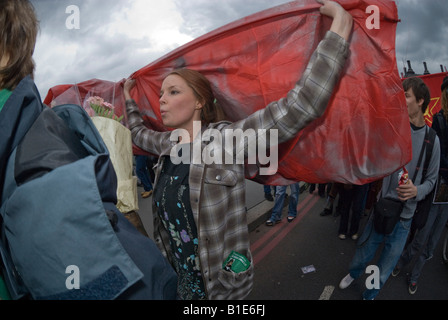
[124, 78, 136, 100]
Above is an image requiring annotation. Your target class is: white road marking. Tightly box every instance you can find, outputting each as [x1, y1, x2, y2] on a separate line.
[319, 285, 335, 300]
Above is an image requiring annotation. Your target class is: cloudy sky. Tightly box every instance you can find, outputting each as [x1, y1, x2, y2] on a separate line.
[29, 0, 448, 100]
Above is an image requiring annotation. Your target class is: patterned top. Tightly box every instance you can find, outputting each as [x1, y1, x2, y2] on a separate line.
[154, 156, 206, 300]
[126, 31, 350, 299]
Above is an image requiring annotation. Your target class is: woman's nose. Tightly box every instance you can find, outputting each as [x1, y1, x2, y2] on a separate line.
[159, 94, 166, 105]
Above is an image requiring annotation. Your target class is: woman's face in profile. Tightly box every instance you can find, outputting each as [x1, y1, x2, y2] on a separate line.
[159, 74, 202, 131]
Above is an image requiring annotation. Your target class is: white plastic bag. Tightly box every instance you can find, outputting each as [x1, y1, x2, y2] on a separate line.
[92, 117, 138, 213]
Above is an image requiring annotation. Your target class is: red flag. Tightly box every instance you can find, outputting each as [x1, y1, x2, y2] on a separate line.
[407, 72, 448, 126]
[44, 0, 411, 185]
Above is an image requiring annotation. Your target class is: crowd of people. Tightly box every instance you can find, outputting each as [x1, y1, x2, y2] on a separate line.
[1, 0, 447, 302]
[264, 181, 380, 240]
[263, 76, 448, 299]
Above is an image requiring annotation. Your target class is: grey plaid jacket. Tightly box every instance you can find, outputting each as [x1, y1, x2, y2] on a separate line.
[126, 31, 349, 300]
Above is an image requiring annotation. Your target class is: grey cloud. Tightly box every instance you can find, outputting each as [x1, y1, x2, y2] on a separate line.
[173, 0, 290, 38]
[32, 0, 123, 34]
[27, 0, 448, 98]
[396, 0, 448, 75]
[30, 0, 158, 96]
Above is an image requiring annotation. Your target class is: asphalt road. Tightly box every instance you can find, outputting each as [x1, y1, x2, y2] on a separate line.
[136, 182, 448, 301]
[247, 190, 448, 301]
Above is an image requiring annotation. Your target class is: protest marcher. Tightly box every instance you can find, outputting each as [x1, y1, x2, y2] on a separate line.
[392, 76, 448, 295]
[124, 0, 353, 300]
[0, 0, 177, 300]
[266, 182, 300, 225]
[337, 183, 369, 240]
[339, 77, 440, 300]
[135, 155, 154, 198]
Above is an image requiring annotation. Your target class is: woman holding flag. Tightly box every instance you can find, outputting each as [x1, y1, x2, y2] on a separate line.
[124, 0, 353, 300]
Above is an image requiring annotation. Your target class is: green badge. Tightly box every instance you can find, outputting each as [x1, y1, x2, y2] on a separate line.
[223, 251, 250, 273]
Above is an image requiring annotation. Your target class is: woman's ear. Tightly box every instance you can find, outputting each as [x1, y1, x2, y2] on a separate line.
[195, 99, 204, 110]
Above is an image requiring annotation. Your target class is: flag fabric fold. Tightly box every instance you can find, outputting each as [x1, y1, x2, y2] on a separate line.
[44, 0, 410, 185]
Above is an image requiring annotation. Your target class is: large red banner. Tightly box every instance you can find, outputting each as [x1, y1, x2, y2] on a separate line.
[415, 72, 448, 126]
[44, 0, 411, 185]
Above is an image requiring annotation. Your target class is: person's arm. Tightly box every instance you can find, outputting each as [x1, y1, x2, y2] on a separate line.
[397, 137, 441, 202]
[226, 0, 352, 145]
[124, 79, 170, 156]
[318, 0, 353, 41]
[416, 136, 440, 201]
[123, 79, 133, 101]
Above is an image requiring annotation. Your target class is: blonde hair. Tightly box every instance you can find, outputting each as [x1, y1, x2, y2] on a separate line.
[0, 0, 39, 90]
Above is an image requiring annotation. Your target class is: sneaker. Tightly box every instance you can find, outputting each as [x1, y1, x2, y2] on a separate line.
[338, 234, 346, 240]
[391, 267, 400, 277]
[408, 281, 417, 295]
[141, 190, 153, 198]
[351, 234, 359, 240]
[265, 219, 280, 226]
[320, 206, 333, 216]
[339, 274, 355, 289]
[264, 193, 274, 201]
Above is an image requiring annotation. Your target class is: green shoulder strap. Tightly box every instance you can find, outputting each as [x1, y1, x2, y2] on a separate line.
[0, 89, 12, 113]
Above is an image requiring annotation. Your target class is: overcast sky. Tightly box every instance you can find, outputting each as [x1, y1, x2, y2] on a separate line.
[29, 0, 448, 100]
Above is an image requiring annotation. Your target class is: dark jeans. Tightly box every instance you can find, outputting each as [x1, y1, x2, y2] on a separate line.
[396, 203, 448, 283]
[338, 184, 369, 236]
[135, 155, 153, 192]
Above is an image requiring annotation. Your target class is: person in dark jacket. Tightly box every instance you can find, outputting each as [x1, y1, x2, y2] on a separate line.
[0, 0, 177, 300]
